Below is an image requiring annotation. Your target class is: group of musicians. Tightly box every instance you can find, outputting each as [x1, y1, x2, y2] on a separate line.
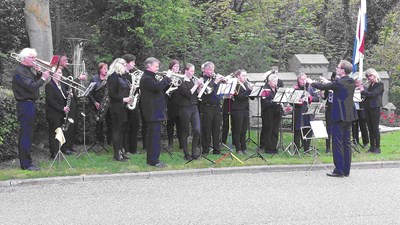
[11, 48, 384, 173]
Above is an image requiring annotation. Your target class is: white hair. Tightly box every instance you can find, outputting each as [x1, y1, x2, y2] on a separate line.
[18, 48, 37, 61]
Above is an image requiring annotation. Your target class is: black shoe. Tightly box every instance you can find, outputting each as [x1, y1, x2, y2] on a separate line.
[367, 146, 375, 153]
[213, 150, 221, 155]
[326, 172, 344, 178]
[114, 156, 128, 162]
[63, 150, 74, 155]
[69, 148, 77, 152]
[236, 150, 243, 155]
[325, 148, 331, 153]
[192, 155, 200, 160]
[122, 153, 131, 159]
[154, 162, 167, 168]
[184, 154, 192, 161]
[265, 150, 274, 154]
[242, 150, 248, 155]
[22, 165, 40, 171]
[373, 148, 381, 154]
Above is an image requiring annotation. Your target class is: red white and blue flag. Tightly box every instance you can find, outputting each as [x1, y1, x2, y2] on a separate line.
[352, 0, 367, 73]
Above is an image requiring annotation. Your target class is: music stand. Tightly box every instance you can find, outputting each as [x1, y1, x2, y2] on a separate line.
[282, 89, 304, 157]
[48, 128, 72, 170]
[302, 102, 323, 154]
[270, 88, 287, 156]
[215, 79, 244, 164]
[300, 120, 329, 170]
[351, 90, 362, 153]
[75, 85, 95, 161]
[245, 83, 268, 162]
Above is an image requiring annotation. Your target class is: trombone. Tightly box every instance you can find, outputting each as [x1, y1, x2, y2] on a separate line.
[10, 52, 86, 93]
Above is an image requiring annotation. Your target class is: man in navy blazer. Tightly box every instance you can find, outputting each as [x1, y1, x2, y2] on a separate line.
[310, 60, 358, 177]
[140, 57, 172, 168]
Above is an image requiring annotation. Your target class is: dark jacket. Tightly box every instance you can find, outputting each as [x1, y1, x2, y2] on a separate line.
[311, 76, 358, 123]
[12, 64, 45, 101]
[45, 79, 67, 120]
[230, 83, 252, 111]
[175, 79, 199, 107]
[107, 72, 130, 118]
[361, 81, 384, 109]
[139, 70, 171, 122]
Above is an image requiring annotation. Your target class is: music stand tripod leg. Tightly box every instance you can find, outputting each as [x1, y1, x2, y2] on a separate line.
[48, 144, 73, 171]
[216, 143, 244, 164]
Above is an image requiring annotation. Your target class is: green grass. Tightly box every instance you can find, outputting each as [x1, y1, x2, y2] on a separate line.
[1, 131, 399, 181]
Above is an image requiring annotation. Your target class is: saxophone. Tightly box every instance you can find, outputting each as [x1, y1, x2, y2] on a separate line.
[62, 89, 74, 131]
[127, 69, 142, 110]
[96, 81, 110, 122]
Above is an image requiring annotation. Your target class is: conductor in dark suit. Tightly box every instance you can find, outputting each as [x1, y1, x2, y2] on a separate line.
[140, 57, 172, 168]
[357, 68, 384, 154]
[45, 68, 72, 158]
[311, 60, 358, 177]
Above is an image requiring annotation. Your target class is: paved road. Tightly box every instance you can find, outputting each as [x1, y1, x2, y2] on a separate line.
[1, 168, 400, 225]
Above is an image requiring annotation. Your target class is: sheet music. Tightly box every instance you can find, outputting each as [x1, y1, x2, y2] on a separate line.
[217, 78, 237, 95]
[79, 82, 96, 97]
[310, 121, 328, 138]
[353, 89, 361, 102]
[249, 82, 264, 97]
[272, 88, 286, 103]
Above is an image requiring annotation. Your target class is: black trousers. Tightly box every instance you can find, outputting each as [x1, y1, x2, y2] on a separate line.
[127, 108, 140, 153]
[179, 105, 201, 157]
[167, 105, 181, 147]
[200, 104, 222, 154]
[352, 109, 369, 146]
[110, 111, 129, 159]
[365, 107, 380, 148]
[47, 116, 64, 157]
[231, 110, 249, 152]
[146, 121, 162, 165]
[260, 108, 282, 151]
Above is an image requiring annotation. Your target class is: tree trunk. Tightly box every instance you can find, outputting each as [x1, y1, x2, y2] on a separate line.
[24, 0, 53, 61]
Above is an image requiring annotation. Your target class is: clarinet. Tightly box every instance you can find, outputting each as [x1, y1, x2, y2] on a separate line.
[96, 82, 110, 122]
[62, 89, 74, 131]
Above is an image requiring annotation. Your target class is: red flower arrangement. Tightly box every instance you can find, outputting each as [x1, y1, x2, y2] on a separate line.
[380, 111, 400, 127]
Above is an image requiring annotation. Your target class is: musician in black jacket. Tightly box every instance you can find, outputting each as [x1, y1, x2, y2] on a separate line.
[12, 48, 50, 171]
[45, 68, 72, 158]
[175, 63, 202, 160]
[357, 68, 384, 154]
[166, 59, 182, 149]
[199, 62, 224, 155]
[230, 70, 252, 154]
[88, 62, 110, 144]
[59, 55, 87, 153]
[260, 74, 282, 154]
[122, 54, 141, 155]
[107, 58, 133, 162]
[140, 57, 172, 168]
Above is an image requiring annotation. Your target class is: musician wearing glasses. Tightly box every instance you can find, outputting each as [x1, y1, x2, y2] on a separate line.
[356, 68, 384, 154]
[107, 58, 133, 162]
[310, 60, 358, 177]
[199, 61, 224, 155]
[140, 57, 172, 168]
[12, 48, 50, 171]
[59, 54, 87, 153]
[45, 67, 73, 158]
[175, 63, 202, 160]
[88, 62, 110, 145]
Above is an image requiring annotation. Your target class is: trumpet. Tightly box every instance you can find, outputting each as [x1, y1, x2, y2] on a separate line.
[10, 53, 86, 93]
[163, 71, 185, 97]
[197, 77, 213, 100]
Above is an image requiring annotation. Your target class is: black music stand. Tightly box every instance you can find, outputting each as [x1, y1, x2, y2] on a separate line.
[302, 102, 323, 155]
[245, 83, 267, 162]
[186, 138, 215, 164]
[300, 120, 329, 170]
[215, 79, 244, 164]
[75, 85, 95, 161]
[282, 89, 304, 157]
